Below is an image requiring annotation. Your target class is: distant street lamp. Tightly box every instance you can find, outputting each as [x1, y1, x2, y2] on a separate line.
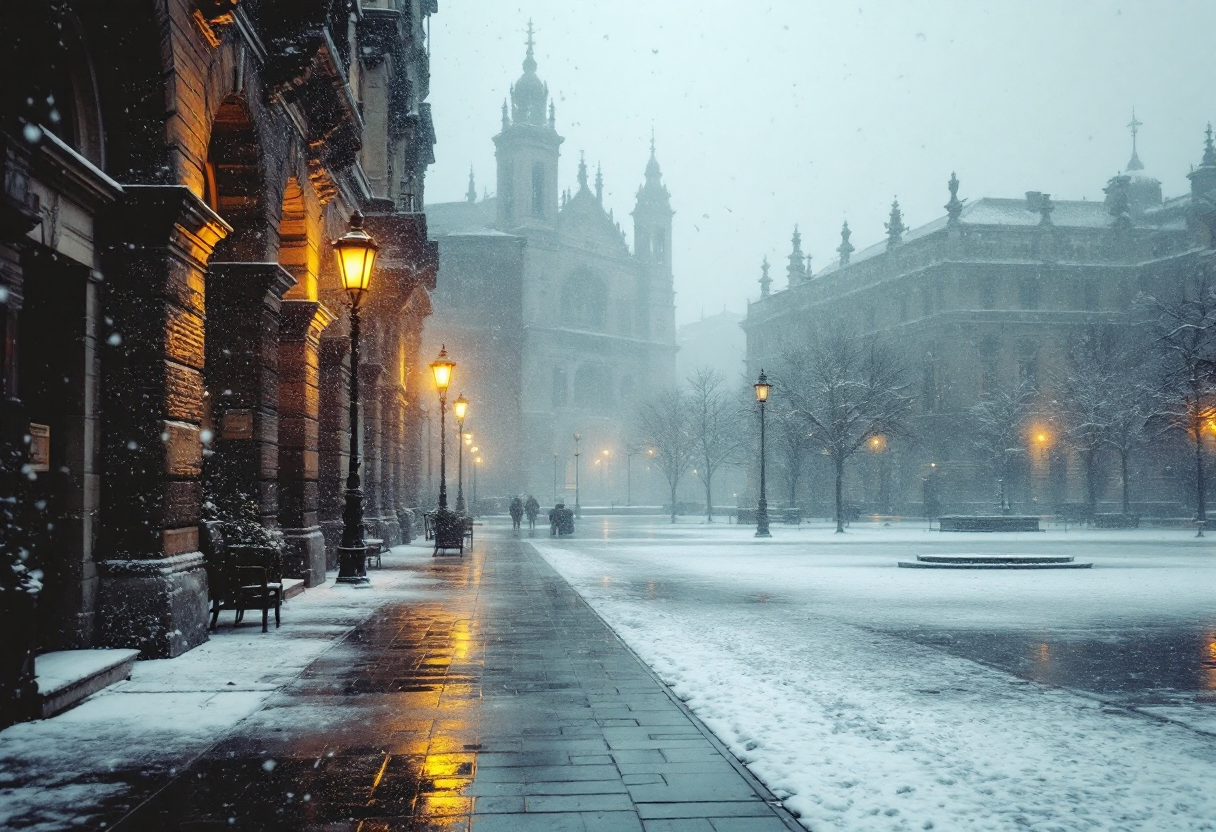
[453, 393, 469, 514]
[472, 452, 481, 516]
[334, 211, 378, 585]
[574, 432, 582, 517]
[430, 346, 462, 554]
[553, 451, 559, 504]
[754, 369, 772, 538]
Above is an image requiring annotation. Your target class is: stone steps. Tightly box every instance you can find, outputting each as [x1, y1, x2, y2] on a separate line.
[35, 649, 140, 719]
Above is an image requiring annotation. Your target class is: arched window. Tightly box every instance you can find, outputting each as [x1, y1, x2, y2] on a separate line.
[560, 270, 608, 330]
[574, 363, 613, 408]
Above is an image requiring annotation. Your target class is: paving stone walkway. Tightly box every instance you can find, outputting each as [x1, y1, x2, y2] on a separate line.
[113, 530, 802, 831]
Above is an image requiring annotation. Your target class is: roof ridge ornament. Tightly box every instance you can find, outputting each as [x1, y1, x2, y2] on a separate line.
[945, 172, 964, 226]
[885, 198, 905, 249]
[837, 220, 854, 266]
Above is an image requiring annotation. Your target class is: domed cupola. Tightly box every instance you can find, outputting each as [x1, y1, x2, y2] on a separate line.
[510, 22, 549, 126]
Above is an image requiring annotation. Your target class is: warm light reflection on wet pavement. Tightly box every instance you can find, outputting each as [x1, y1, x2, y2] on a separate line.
[111, 531, 799, 831]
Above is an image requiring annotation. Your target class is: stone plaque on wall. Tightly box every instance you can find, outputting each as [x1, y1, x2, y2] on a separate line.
[28, 423, 50, 472]
[221, 410, 254, 440]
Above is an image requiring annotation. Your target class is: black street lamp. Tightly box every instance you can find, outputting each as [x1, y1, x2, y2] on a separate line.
[334, 212, 379, 585]
[573, 432, 582, 517]
[453, 393, 468, 514]
[553, 451, 559, 504]
[430, 346, 463, 554]
[754, 369, 772, 538]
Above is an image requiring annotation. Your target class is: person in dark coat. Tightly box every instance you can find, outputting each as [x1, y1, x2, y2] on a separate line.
[509, 496, 524, 530]
[524, 495, 540, 529]
[549, 502, 564, 536]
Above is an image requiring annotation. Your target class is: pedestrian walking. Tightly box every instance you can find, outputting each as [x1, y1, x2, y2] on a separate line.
[549, 501, 564, 536]
[509, 495, 524, 530]
[525, 495, 540, 529]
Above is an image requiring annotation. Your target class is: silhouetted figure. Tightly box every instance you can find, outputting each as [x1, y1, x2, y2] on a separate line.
[525, 495, 540, 529]
[509, 496, 524, 530]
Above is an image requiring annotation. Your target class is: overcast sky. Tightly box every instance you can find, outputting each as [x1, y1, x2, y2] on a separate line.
[427, 1, 1216, 325]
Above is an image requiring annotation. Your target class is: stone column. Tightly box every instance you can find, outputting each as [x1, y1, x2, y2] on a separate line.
[360, 360, 384, 539]
[317, 336, 349, 569]
[204, 264, 296, 527]
[96, 185, 230, 658]
[379, 384, 403, 546]
[277, 300, 334, 586]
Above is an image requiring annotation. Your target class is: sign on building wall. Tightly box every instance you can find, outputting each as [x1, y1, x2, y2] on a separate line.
[28, 423, 50, 471]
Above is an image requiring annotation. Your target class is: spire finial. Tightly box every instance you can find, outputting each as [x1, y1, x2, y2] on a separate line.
[524, 19, 537, 73]
[945, 173, 964, 226]
[650, 127, 656, 157]
[886, 198, 906, 249]
[595, 163, 603, 203]
[1203, 123, 1216, 168]
[577, 151, 588, 191]
[1126, 107, 1144, 172]
[837, 219, 855, 266]
[548, 100, 556, 128]
[501, 99, 509, 131]
[760, 256, 772, 298]
[466, 166, 477, 203]
[787, 226, 806, 286]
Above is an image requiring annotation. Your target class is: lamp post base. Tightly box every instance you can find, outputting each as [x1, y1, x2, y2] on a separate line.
[336, 545, 370, 585]
[755, 500, 772, 538]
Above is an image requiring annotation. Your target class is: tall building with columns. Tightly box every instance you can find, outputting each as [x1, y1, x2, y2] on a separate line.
[425, 31, 678, 505]
[743, 121, 1216, 518]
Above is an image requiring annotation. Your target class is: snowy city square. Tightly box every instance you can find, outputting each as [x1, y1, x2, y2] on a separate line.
[4, 0, 1216, 830]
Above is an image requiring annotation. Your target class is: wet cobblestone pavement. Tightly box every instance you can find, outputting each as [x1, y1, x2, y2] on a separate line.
[112, 533, 799, 831]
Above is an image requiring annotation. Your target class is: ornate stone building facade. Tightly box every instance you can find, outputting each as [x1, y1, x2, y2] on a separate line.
[744, 129, 1216, 517]
[425, 35, 678, 504]
[1, 0, 438, 725]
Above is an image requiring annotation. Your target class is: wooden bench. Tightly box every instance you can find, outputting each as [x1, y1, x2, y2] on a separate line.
[363, 523, 383, 569]
[938, 515, 1041, 532]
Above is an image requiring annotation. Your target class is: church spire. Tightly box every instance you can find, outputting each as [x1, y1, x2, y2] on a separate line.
[577, 151, 589, 191]
[786, 225, 806, 286]
[466, 167, 477, 203]
[836, 220, 854, 266]
[759, 256, 772, 298]
[595, 163, 603, 203]
[1204, 123, 1216, 168]
[501, 99, 509, 131]
[885, 198, 905, 249]
[508, 19, 549, 126]
[1127, 108, 1144, 172]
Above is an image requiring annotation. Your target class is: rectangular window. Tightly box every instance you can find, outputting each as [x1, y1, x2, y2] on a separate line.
[979, 278, 996, 309]
[1018, 276, 1040, 310]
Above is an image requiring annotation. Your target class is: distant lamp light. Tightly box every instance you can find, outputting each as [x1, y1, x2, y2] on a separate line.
[333, 211, 379, 303]
[453, 394, 469, 422]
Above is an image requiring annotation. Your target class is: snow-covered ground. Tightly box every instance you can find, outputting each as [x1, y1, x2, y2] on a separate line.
[532, 518, 1216, 832]
[0, 546, 435, 832]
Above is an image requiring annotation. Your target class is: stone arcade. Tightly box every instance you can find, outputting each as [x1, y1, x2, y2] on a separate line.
[1, 0, 439, 726]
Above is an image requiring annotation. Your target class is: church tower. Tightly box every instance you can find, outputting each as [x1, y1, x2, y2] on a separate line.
[493, 23, 563, 230]
[632, 136, 675, 342]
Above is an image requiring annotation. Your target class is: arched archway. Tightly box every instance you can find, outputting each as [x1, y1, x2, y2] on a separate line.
[560, 269, 608, 330]
[205, 97, 271, 261]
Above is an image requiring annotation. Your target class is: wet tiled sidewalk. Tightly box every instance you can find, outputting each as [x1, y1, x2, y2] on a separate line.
[114, 531, 800, 831]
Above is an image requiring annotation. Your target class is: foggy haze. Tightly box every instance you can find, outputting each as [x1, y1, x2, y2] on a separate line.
[428, 1, 1216, 324]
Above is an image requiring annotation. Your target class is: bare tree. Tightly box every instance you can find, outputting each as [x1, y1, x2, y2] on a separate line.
[635, 390, 694, 523]
[968, 383, 1034, 514]
[685, 368, 744, 521]
[779, 326, 913, 532]
[774, 409, 810, 508]
[1148, 274, 1216, 529]
[1058, 326, 1153, 519]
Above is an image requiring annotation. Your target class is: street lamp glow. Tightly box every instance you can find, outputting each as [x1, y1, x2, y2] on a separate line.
[453, 394, 469, 422]
[333, 211, 378, 302]
[430, 346, 454, 394]
[754, 369, 771, 403]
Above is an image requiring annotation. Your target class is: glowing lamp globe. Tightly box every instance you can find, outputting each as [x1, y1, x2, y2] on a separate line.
[333, 212, 379, 301]
[430, 346, 454, 394]
[754, 369, 771, 403]
[453, 394, 469, 422]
